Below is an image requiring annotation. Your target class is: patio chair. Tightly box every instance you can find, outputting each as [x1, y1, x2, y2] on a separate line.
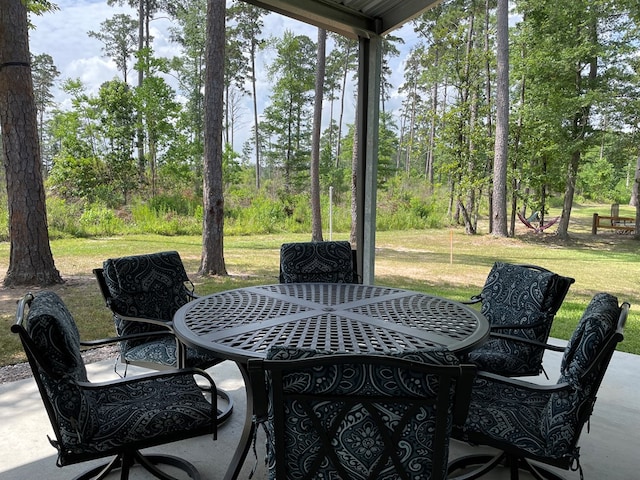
[248, 346, 476, 480]
[11, 290, 217, 480]
[448, 292, 629, 480]
[466, 262, 574, 377]
[93, 250, 232, 423]
[279, 240, 360, 283]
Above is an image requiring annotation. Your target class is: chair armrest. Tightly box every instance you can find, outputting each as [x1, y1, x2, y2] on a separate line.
[81, 366, 215, 389]
[462, 295, 482, 305]
[488, 332, 565, 352]
[111, 310, 173, 329]
[80, 330, 172, 349]
[475, 370, 572, 393]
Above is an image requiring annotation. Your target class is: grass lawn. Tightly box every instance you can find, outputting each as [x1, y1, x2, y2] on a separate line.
[0, 202, 638, 366]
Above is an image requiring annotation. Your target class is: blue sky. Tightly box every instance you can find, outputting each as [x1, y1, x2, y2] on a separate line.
[29, 0, 418, 151]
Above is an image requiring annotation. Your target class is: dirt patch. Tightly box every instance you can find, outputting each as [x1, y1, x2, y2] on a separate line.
[0, 275, 114, 384]
[0, 275, 98, 316]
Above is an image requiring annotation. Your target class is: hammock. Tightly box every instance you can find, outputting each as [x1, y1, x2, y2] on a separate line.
[517, 211, 560, 233]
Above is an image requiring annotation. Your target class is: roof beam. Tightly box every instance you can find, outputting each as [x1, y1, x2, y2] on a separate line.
[378, 0, 442, 35]
[241, 0, 379, 38]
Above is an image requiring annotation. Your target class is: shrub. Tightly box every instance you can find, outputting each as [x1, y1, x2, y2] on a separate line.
[47, 197, 84, 238]
[80, 204, 124, 236]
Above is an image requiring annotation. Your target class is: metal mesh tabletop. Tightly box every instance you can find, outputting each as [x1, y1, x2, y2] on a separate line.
[173, 283, 488, 362]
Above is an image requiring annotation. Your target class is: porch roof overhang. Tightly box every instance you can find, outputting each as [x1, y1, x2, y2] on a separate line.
[240, 0, 441, 39]
[237, 1, 442, 283]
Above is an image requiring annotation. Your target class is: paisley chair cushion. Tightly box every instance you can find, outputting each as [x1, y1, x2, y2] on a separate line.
[83, 374, 213, 456]
[26, 291, 97, 451]
[103, 250, 191, 321]
[279, 241, 355, 283]
[263, 346, 461, 480]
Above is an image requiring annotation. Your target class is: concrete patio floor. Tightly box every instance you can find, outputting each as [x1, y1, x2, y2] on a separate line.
[1, 339, 638, 479]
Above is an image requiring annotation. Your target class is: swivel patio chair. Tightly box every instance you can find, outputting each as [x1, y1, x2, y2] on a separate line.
[248, 346, 476, 480]
[448, 292, 629, 480]
[93, 250, 232, 423]
[279, 240, 360, 283]
[12, 290, 217, 480]
[466, 262, 574, 377]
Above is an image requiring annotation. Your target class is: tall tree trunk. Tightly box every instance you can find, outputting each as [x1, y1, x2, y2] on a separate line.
[251, 37, 261, 189]
[0, 0, 62, 286]
[426, 49, 439, 185]
[200, 0, 227, 276]
[633, 151, 640, 240]
[136, 0, 145, 179]
[350, 127, 358, 245]
[336, 42, 353, 167]
[310, 28, 326, 241]
[557, 150, 580, 240]
[492, 0, 509, 237]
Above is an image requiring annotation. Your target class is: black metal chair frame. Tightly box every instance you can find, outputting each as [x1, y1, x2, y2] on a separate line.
[249, 353, 476, 480]
[12, 292, 217, 480]
[93, 264, 233, 424]
[448, 300, 630, 480]
[466, 263, 575, 378]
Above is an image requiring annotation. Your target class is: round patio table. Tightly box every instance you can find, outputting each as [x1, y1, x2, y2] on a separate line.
[173, 283, 489, 480]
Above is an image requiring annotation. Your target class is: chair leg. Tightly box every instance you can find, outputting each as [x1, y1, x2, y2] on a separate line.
[136, 452, 201, 480]
[520, 458, 567, 480]
[216, 387, 234, 425]
[447, 452, 506, 480]
[447, 452, 568, 480]
[73, 455, 123, 480]
[72, 450, 202, 480]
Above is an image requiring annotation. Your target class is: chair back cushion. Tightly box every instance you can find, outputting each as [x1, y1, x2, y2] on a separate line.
[479, 262, 556, 329]
[470, 262, 566, 375]
[558, 292, 620, 384]
[280, 241, 355, 283]
[103, 250, 191, 319]
[25, 291, 98, 451]
[102, 251, 191, 352]
[540, 293, 620, 455]
[263, 346, 462, 480]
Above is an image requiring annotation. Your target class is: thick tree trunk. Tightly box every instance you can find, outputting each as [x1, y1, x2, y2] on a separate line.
[491, 0, 509, 237]
[0, 0, 62, 286]
[556, 150, 580, 240]
[310, 28, 326, 242]
[200, 0, 227, 276]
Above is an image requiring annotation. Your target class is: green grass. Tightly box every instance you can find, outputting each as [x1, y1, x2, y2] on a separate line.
[1, 202, 638, 366]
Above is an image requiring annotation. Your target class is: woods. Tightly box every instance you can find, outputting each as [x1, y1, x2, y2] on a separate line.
[2, 0, 640, 285]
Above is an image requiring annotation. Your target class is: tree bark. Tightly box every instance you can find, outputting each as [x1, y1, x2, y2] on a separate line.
[0, 0, 62, 286]
[310, 28, 326, 242]
[491, 0, 509, 236]
[634, 152, 640, 240]
[200, 0, 227, 276]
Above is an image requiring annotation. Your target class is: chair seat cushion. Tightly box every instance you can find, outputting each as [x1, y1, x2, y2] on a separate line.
[468, 338, 541, 376]
[460, 376, 552, 458]
[123, 335, 221, 369]
[77, 374, 213, 456]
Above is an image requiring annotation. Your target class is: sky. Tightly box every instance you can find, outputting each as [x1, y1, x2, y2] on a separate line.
[28, 0, 420, 151]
